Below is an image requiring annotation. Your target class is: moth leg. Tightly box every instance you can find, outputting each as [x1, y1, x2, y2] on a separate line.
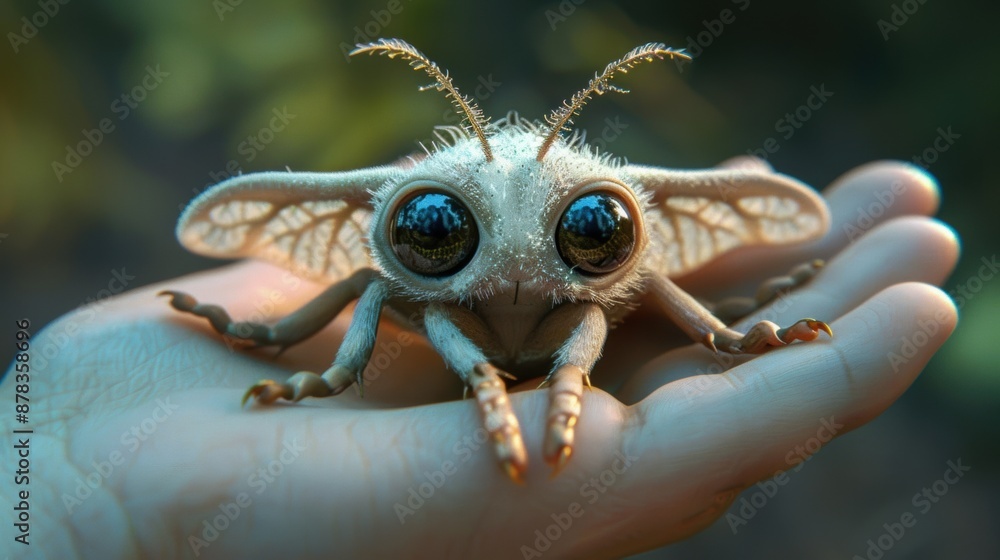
[650, 275, 831, 355]
[526, 303, 607, 475]
[242, 279, 388, 405]
[424, 303, 526, 483]
[726, 317, 833, 355]
[705, 260, 825, 324]
[160, 268, 377, 353]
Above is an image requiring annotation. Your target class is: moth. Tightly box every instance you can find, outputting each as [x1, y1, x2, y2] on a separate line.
[162, 38, 832, 482]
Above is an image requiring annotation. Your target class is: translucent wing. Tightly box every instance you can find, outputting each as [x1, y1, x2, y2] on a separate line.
[628, 166, 830, 277]
[176, 168, 400, 282]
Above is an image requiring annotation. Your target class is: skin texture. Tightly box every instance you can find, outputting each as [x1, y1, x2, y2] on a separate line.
[0, 160, 958, 559]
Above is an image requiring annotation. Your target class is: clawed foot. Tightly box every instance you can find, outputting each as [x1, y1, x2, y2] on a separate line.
[159, 290, 312, 354]
[541, 365, 586, 477]
[467, 364, 591, 482]
[159, 290, 258, 344]
[708, 318, 833, 354]
[468, 363, 528, 484]
[241, 366, 356, 406]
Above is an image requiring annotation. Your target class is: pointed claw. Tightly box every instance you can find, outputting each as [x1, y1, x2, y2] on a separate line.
[548, 446, 572, 478]
[776, 318, 833, 344]
[241, 370, 345, 407]
[542, 365, 584, 477]
[811, 320, 834, 337]
[703, 332, 719, 353]
[583, 374, 592, 390]
[241, 379, 287, 406]
[497, 369, 518, 381]
[240, 385, 260, 407]
[158, 290, 195, 310]
[502, 460, 525, 485]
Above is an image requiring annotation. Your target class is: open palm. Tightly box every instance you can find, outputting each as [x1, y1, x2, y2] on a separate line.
[1, 160, 957, 559]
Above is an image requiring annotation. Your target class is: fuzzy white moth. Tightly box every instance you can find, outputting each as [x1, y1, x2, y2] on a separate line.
[162, 38, 831, 482]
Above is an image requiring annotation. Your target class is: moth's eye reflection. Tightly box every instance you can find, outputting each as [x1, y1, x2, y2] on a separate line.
[390, 190, 479, 277]
[556, 191, 636, 275]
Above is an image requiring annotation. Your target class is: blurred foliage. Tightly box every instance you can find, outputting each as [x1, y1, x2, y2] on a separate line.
[0, 0, 997, 557]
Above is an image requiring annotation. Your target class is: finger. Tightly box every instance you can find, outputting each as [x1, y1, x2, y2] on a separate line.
[617, 216, 959, 402]
[677, 161, 941, 297]
[609, 283, 956, 550]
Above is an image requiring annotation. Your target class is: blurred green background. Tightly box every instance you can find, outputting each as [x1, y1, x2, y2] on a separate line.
[1, 0, 996, 557]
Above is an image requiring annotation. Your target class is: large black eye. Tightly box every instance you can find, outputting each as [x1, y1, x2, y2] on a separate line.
[556, 191, 636, 275]
[390, 190, 478, 277]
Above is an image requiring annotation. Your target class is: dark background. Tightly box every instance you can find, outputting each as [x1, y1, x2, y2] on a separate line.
[1, 0, 997, 558]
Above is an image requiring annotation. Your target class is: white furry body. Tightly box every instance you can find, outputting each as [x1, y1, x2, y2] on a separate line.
[167, 38, 832, 480]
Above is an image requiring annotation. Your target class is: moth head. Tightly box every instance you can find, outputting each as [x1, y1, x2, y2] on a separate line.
[353, 39, 692, 306]
[360, 126, 653, 307]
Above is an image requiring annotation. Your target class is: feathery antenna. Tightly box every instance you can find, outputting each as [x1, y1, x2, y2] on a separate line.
[351, 38, 494, 162]
[536, 42, 691, 161]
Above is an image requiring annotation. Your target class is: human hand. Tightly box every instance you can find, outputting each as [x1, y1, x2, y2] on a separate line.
[0, 160, 957, 559]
